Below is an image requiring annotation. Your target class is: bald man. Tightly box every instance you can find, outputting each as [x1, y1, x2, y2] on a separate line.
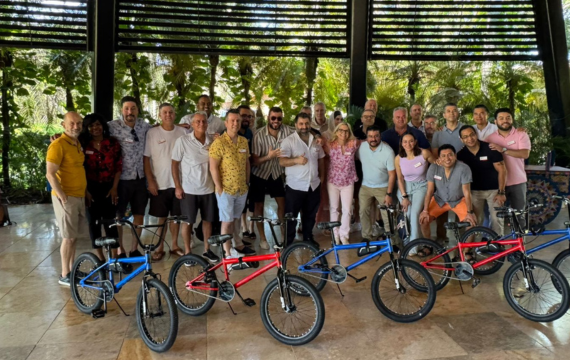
[46, 112, 88, 286]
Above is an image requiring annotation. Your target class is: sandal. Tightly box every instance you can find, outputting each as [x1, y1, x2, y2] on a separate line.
[170, 248, 184, 257]
[152, 250, 165, 262]
[416, 246, 433, 257]
[464, 252, 477, 265]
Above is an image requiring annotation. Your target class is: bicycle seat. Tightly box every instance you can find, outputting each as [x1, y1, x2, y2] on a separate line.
[497, 212, 512, 218]
[94, 237, 120, 248]
[283, 213, 296, 221]
[444, 222, 470, 230]
[207, 234, 233, 245]
[317, 221, 341, 230]
[565, 221, 570, 227]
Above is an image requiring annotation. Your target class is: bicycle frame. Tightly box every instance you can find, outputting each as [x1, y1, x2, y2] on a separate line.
[79, 254, 152, 292]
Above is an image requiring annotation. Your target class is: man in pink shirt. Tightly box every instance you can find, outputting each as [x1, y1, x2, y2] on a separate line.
[486, 108, 531, 218]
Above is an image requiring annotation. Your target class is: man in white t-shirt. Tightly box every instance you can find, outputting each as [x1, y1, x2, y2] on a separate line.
[172, 111, 220, 263]
[179, 95, 225, 135]
[144, 103, 187, 261]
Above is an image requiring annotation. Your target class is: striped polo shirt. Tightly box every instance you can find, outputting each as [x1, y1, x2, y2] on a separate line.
[252, 125, 294, 180]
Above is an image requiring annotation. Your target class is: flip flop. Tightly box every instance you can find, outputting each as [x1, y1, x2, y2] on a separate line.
[170, 248, 184, 257]
[152, 250, 165, 262]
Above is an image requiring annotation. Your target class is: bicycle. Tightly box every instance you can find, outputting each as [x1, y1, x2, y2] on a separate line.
[400, 207, 570, 322]
[168, 213, 325, 346]
[281, 205, 436, 323]
[70, 216, 183, 353]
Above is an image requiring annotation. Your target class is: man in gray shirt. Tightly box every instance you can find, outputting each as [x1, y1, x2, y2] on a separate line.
[419, 144, 477, 241]
[431, 103, 465, 155]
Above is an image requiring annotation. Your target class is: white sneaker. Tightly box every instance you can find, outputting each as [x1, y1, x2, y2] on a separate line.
[260, 241, 270, 250]
[230, 247, 244, 257]
[225, 254, 240, 273]
[371, 225, 380, 238]
[350, 222, 361, 233]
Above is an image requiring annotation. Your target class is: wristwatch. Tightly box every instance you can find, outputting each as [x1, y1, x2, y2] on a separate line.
[386, 192, 393, 197]
[467, 210, 474, 214]
[502, 147, 507, 153]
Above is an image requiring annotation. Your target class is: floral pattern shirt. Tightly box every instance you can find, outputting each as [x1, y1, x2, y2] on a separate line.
[84, 137, 123, 183]
[108, 118, 152, 180]
[327, 139, 359, 187]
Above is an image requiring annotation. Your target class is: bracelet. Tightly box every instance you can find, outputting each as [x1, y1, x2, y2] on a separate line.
[497, 190, 505, 195]
[402, 194, 409, 199]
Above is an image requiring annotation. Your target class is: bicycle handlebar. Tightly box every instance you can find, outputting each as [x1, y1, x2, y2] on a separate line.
[552, 195, 570, 204]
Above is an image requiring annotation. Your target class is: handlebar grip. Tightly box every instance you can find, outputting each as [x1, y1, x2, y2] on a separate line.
[249, 216, 265, 222]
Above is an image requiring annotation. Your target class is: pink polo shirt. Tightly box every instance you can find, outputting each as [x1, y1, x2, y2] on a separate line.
[486, 128, 531, 186]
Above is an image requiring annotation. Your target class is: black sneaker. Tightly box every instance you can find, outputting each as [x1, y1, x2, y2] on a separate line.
[237, 246, 256, 255]
[129, 249, 143, 258]
[203, 249, 220, 263]
[118, 252, 133, 273]
[242, 239, 252, 246]
[242, 231, 252, 239]
[58, 273, 70, 286]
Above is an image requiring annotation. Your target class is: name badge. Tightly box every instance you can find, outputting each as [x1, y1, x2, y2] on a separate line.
[507, 140, 516, 145]
[85, 150, 94, 155]
[480, 156, 488, 161]
[239, 149, 247, 153]
[345, 152, 352, 156]
[158, 139, 166, 144]
[313, 147, 319, 152]
[124, 138, 134, 143]
[434, 175, 442, 180]
[414, 162, 422, 168]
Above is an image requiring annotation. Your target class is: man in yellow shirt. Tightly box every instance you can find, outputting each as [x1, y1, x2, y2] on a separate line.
[209, 109, 255, 262]
[46, 112, 88, 286]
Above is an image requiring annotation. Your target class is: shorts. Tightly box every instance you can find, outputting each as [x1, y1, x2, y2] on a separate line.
[216, 191, 248, 222]
[149, 188, 182, 218]
[427, 197, 469, 221]
[180, 192, 218, 223]
[249, 174, 285, 203]
[117, 178, 149, 216]
[52, 194, 88, 239]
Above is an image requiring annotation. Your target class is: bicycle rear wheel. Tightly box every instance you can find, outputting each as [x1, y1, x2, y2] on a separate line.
[371, 259, 436, 323]
[70, 252, 106, 314]
[552, 249, 570, 285]
[281, 242, 328, 292]
[168, 254, 217, 316]
[461, 226, 503, 275]
[260, 275, 325, 346]
[401, 238, 451, 291]
[136, 278, 178, 353]
[503, 259, 570, 322]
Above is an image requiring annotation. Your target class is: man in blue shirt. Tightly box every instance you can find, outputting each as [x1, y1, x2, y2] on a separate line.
[382, 107, 430, 154]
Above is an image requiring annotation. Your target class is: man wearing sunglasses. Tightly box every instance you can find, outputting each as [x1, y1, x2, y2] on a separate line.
[251, 107, 294, 249]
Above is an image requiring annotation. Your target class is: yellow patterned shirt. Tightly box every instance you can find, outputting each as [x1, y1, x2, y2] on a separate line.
[209, 133, 250, 196]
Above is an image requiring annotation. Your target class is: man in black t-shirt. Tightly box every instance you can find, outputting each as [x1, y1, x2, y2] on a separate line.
[457, 125, 507, 235]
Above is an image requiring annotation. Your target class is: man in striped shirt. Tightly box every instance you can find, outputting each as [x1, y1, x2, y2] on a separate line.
[251, 107, 294, 249]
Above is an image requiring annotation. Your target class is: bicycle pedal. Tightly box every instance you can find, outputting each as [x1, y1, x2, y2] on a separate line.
[242, 298, 256, 307]
[472, 277, 481, 288]
[355, 276, 367, 283]
[91, 309, 106, 319]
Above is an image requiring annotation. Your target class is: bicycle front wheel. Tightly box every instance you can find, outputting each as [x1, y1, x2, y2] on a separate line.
[503, 259, 570, 322]
[371, 259, 436, 323]
[552, 249, 570, 285]
[461, 226, 504, 275]
[401, 238, 451, 291]
[136, 279, 179, 353]
[260, 275, 325, 346]
[169, 254, 217, 316]
[70, 252, 106, 314]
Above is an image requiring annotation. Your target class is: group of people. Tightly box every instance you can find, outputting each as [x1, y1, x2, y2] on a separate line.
[46, 94, 531, 285]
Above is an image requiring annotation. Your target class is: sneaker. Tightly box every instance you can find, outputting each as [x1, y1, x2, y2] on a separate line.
[371, 225, 380, 238]
[242, 239, 252, 246]
[129, 249, 143, 258]
[59, 273, 70, 286]
[235, 246, 256, 256]
[259, 241, 270, 250]
[118, 253, 133, 273]
[249, 231, 257, 240]
[225, 254, 240, 273]
[242, 231, 252, 239]
[203, 249, 220, 263]
[350, 222, 361, 233]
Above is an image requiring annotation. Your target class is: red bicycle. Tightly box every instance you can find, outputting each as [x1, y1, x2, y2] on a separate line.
[168, 214, 325, 346]
[401, 210, 570, 322]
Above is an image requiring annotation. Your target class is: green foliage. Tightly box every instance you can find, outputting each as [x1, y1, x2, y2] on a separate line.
[9, 125, 55, 190]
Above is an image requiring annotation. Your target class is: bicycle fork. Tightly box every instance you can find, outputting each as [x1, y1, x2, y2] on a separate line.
[277, 269, 295, 312]
[388, 253, 404, 293]
[519, 258, 540, 293]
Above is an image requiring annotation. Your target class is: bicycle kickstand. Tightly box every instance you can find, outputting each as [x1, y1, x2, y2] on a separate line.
[113, 298, 130, 316]
[336, 283, 345, 298]
[458, 280, 465, 295]
[226, 302, 237, 316]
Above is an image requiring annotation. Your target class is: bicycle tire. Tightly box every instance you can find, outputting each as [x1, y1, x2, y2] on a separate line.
[260, 275, 325, 346]
[552, 249, 570, 285]
[461, 226, 504, 275]
[281, 242, 328, 292]
[168, 254, 217, 316]
[70, 252, 106, 314]
[503, 259, 570, 322]
[401, 238, 451, 291]
[371, 259, 436, 323]
[136, 278, 179, 353]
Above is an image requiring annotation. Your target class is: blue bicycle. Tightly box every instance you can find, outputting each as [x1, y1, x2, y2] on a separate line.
[281, 205, 436, 323]
[70, 216, 183, 353]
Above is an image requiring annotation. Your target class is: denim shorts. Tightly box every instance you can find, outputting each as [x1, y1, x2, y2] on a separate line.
[215, 191, 248, 222]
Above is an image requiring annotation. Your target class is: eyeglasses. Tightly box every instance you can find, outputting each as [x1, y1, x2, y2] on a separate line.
[240, 114, 253, 119]
[337, 129, 350, 133]
[270, 116, 283, 121]
[362, 115, 374, 120]
[131, 128, 139, 142]
[461, 133, 477, 139]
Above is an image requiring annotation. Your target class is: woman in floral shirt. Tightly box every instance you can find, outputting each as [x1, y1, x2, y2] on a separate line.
[323, 122, 361, 244]
[79, 113, 122, 260]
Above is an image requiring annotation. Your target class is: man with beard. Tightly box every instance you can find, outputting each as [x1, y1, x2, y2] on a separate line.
[357, 125, 396, 240]
[180, 94, 226, 134]
[251, 107, 294, 249]
[409, 104, 426, 135]
[423, 115, 438, 144]
[237, 105, 254, 150]
[353, 99, 388, 136]
[382, 107, 430, 154]
[46, 112, 87, 286]
[279, 112, 326, 246]
[486, 108, 531, 218]
[108, 96, 152, 259]
[237, 105, 255, 244]
[144, 103, 187, 261]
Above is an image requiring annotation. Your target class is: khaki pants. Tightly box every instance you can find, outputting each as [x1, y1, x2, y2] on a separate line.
[358, 185, 389, 239]
[472, 190, 504, 236]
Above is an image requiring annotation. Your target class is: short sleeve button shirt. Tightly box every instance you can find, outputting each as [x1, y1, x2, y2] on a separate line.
[209, 133, 250, 196]
[46, 133, 87, 197]
[485, 128, 531, 186]
[457, 141, 503, 191]
[473, 122, 498, 141]
[426, 161, 472, 208]
[358, 141, 395, 188]
[108, 118, 152, 180]
[431, 122, 465, 152]
[279, 132, 325, 191]
[252, 125, 295, 180]
[171, 133, 215, 195]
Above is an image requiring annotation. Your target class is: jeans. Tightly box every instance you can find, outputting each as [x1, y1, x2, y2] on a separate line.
[327, 182, 354, 242]
[397, 180, 427, 242]
[285, 185, 321, 246]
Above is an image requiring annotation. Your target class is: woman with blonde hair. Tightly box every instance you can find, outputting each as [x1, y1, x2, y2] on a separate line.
[322, 122, 362, 244]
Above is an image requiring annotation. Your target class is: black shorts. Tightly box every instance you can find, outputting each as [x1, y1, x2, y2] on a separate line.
[242, 189, 255, 214]
[117, 178, 149, 217]
[180, 192, 218, 223]
[149, 188, 182, 218]
[249, 174, 285, 203]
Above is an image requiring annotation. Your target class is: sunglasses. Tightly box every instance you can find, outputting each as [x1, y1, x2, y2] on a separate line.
[270, 116, 283, 121]
[131, 128, 140, 142]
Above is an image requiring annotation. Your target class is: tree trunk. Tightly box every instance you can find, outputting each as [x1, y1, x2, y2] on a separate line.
[304, 54, 318, 105]
[238, 58, 253, 105]
[65, 87, 75, 111]
[1, 69, 11, 189]
[126, 53, 141, 108]
[507, 78, 515, 114]
[209, 55, 219, 105]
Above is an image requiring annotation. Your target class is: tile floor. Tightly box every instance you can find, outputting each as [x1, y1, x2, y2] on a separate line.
[0, 201, 569, 360]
